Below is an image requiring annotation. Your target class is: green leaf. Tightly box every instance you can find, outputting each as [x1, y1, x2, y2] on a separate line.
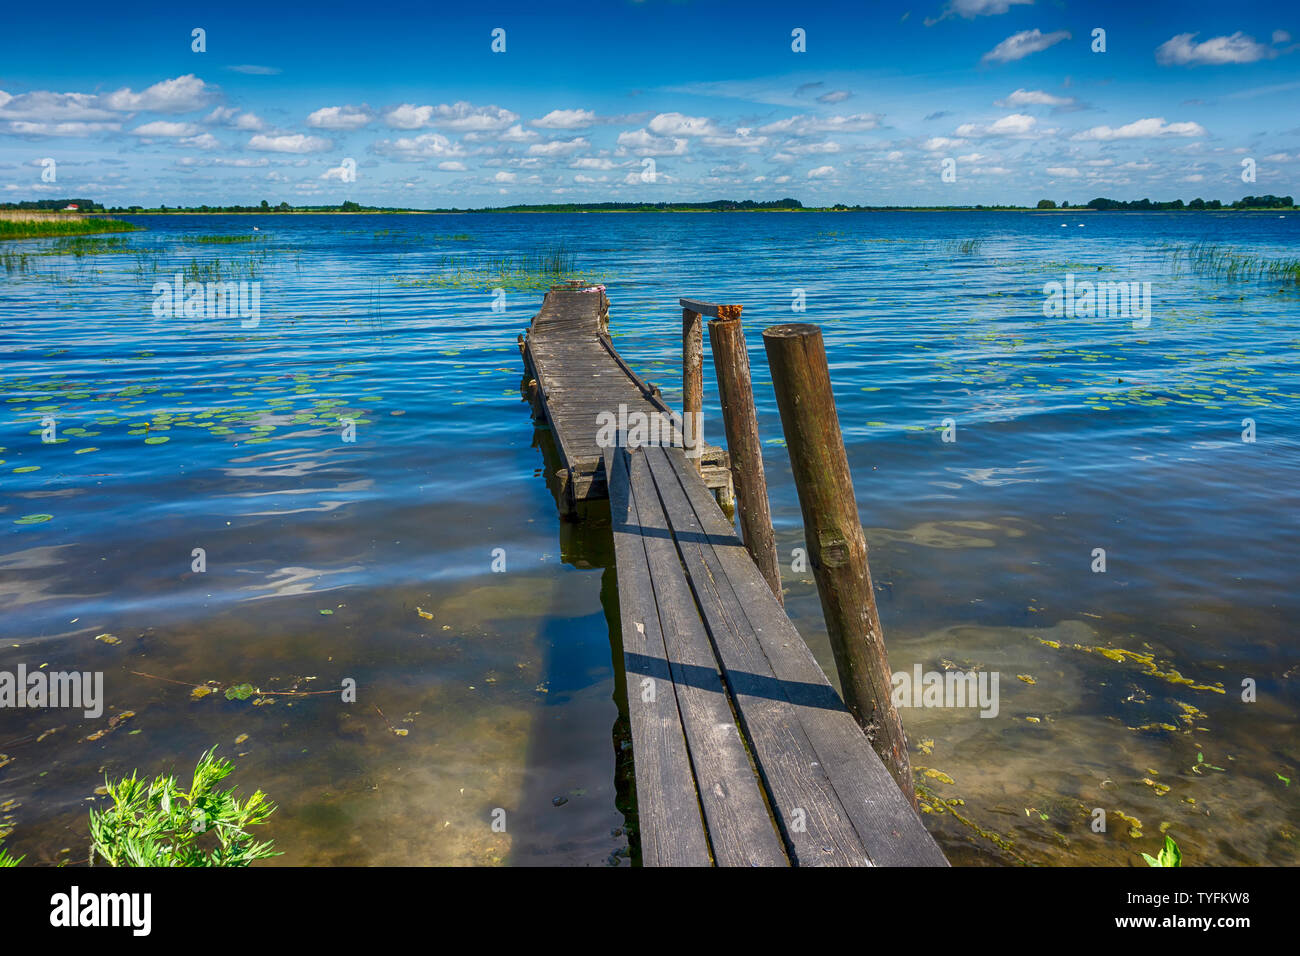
[224, 683, 254, 701]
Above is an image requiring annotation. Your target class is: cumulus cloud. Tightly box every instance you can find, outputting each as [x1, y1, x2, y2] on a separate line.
[616, 128, 687, 156]
[370, 132, 464, 160]
[104, 74, 212, 113]
[248, 132, 334, 153]
[954, 113, 1040, 137]
[527, 137, 590, 156]
[995, 89, 1079, 110]
[207, 107, 265, 131]
[982, 29, 1072, 64]
[1156, 32, 1278, 66]
[384, 101, 519, 132]
[1071, 117, 1206, 141]
[530, 108, 598, 129]
[130, 120, 201, 137]
[927, 0, 1033, 25]
[807, 165, 836, 178]
[759, 113, 882, 135]
[307, 105, 373, 130]
[647, 112, 718, 136]
[923, 136, 969, 151]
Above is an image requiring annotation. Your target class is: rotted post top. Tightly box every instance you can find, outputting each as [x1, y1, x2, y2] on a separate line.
[680, 297, 742, 321]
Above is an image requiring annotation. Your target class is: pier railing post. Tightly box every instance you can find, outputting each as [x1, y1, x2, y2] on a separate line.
[708, 306, 783, 605]
[761, 322, 915, 806]
[682, 307, 703, 472]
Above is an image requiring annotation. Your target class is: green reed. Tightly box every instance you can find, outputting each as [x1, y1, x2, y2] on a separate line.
[1163, 241, 1300, 285]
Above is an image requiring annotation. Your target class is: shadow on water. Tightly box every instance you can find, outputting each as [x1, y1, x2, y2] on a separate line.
[505, 420, 637, 866]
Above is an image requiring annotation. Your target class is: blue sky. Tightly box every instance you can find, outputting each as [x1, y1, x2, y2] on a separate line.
[1, 0, 1296, 207]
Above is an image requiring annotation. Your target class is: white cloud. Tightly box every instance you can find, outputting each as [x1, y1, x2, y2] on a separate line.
[8, 120, 121, 136]
[307, 105, 373, 130]
[808, 165, 836, 178]
[248, 133, 333, 153]
[527, 137, 590, 156]
[530, 108, 598, 129]
[104, 74, 212, 112]
[371, 132, 464, 160]
[817, 90, 852, 104]
[179, 132, 221, 150]
[1071, 117, 1206, 141]
[437, 161, 467, 171]
[995, 89, 1076, 108]
[384, 103, 434, 129]
[923, 136, 969, 151]
[494, 171, 517, 183]
[931, 0, 1033, 23]
[759, 113, 882, 135]
[228, 65, 281, 75]
[1156, 32, 1277, 66]
[320, 162, 354, 182]
[130, 120, 201, 137]
[648, 112, 718, 136]
[617, 128, 687, 156]
[1045, 166, 1082, 177]
[0, 90, 118, 122]
[207, 107, 265, 131]
[955, 113, 1039, 137]
[497, 124, 540, 143]
[982, 29, 1072, 64]
[571, 157, 619, 170]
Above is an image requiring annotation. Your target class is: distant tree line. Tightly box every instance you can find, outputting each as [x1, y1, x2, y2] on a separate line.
[472, 198, 805, 212]
[0, 198, 104, 211]
[1045, 194, 1297, 211]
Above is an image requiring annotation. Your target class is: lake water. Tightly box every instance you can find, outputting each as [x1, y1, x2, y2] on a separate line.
[1, 211, 1297, 866]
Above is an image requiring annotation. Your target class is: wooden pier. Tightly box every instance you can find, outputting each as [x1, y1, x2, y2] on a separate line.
[520, 283, 947, 867]
[519, 283, 734, 515]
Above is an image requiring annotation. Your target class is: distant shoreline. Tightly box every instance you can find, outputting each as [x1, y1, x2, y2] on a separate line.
[81, 206, 1295, 215]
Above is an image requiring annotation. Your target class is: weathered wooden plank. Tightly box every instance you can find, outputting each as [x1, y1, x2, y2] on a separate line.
[625, 447, 790, 867]
[679, 298, 724, 318]
[643, 445, 870, 867]
[604, 445, 712, 867]
[657, 445, 948, 866]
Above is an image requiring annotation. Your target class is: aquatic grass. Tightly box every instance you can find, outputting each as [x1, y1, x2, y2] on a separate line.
[0, 250, 31, 274]
[182, 233, 265, 244]
[183, 257, 263, 281]
[1163, 241, 1300, 285]
[398, 243, 590, 291]
[940, 238, 984, 256]
[0, 211, 140, 240]
[50, 235, 134, 256]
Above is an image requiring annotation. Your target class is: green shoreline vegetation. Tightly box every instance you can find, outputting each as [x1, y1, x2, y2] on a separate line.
[0, 210, 142, 241]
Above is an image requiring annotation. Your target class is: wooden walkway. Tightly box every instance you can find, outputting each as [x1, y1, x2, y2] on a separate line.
[521, 285, 947, 867]
[520, 284, 734, 514]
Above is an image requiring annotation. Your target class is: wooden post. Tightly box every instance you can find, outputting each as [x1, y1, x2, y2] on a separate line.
[761, 322, 915, 805]
[708, 306, 783, 605]
[682, 308, 703, 472]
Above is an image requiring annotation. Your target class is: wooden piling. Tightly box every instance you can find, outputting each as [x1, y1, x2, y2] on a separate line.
[708, 306, 783, 604]
[682, 307, 703, 472]
[761, 322, 915, 805]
